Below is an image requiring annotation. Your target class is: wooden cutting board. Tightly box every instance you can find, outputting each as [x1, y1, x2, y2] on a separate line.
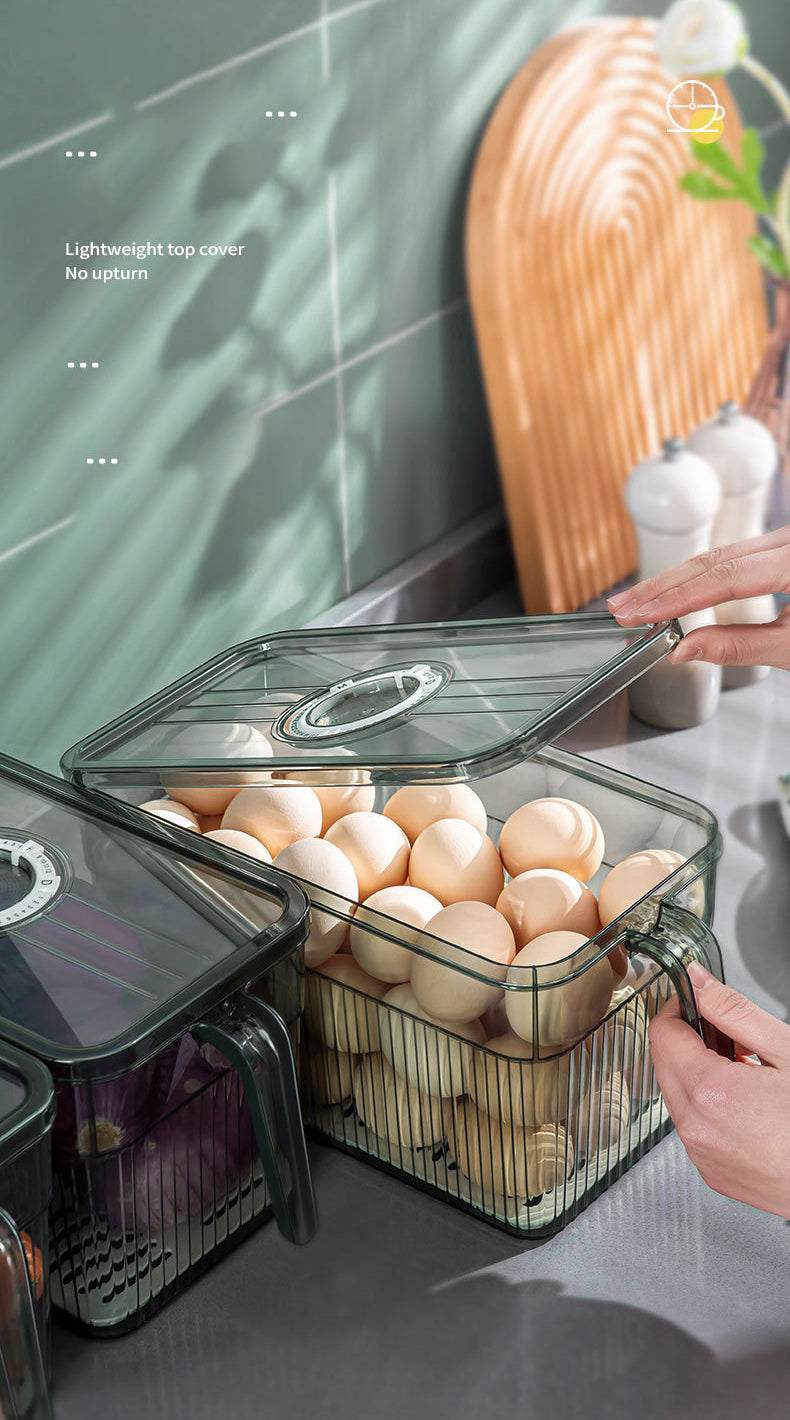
[466, 17, 767, 613]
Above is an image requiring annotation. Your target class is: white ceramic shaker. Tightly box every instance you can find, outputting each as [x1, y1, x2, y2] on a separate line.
[686, 400, 778, 688]
[625, 437, 722, 730]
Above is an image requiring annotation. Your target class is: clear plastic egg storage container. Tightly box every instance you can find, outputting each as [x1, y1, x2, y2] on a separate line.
[62, 615, 729, 1239]
[0, 1041, 54, 1419]
[0, 756, 316, 1334]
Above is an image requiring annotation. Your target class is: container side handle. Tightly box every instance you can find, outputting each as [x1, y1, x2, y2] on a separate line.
[194, 996, 317, 1245]
[0, 1209, 52, 1420]
[626, 901, 735, 1059]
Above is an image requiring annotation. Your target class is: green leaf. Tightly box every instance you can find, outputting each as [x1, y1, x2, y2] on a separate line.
[746, 234, 790, 279]
[679, 171, 734, 200]
[689, 138, 741, 182]
[741, 127, 765, 179]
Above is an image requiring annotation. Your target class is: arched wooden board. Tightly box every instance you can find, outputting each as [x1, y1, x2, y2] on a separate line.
[466, 18, 767, 613]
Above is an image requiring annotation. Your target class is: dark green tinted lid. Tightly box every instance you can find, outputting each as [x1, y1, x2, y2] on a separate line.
[0, 756, 309, 1083]
[0, 1041, 54, 1168]
[61, 614, 680, 789]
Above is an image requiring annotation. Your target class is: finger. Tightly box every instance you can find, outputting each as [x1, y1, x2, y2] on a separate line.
[687, 963, 790, 1066]
[613, 546, 790, 625]
[667, 619, 790, 670]
[647, 1000, 710, 1118]
[608, 527, 790, 612]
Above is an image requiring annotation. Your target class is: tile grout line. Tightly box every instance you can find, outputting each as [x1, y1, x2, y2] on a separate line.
[327, 173, 353, 595]
[135, 0, 387, 111]
[252, 297, 469, 421]
[0, 113, 113, 173]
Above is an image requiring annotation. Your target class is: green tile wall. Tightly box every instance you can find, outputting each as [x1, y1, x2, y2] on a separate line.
[0, 0, 787, 769]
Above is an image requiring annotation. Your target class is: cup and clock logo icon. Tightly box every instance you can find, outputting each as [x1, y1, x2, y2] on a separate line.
[666, 79, 725, 144]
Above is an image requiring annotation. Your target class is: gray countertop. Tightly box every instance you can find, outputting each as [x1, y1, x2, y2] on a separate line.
[51, 673, 790, 1420]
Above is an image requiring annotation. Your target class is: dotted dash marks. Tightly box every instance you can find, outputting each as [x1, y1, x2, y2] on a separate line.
[65, 150, 98, 157]
[264, 112, 297, 118]
[86, 458, 119, 465]
[68, 361, 100, 368]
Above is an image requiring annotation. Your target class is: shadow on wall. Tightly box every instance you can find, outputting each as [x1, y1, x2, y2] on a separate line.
[729, 800, 790, 1017]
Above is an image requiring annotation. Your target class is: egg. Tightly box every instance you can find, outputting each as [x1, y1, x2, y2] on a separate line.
[378, 984, 485, 1097]
[410, 902, 516, 1023]
[587, 984, 650, 1082]
[161, 723, 274, 815]
[505, 931, 613, 1050]
[197, 813, 224, 833]
[221, 783, 322, 856]
[305, 957, 387, 1054]
[409, 820, 504, 907]
[598, 849, 685, 927]
[383, 784, 488, 844]
[466, 1032, 571, 1127]
[324, 812, 410, 899]
[279, 768, 376, 833]
[274, 838, 359, 967]
[304, 1048, 357, 1108]
[139, 798, 200, 832]
[348, 886, 442, 984]
[496, 869, 599, 949]
[571, 1072, 630, 1155]
[353, 1053, 452, 1149]
[452, 1099, 573, 1199]
[203, 829, 273, 864]
[480, 994, 508, 1039]
[499, 798, 605, 882]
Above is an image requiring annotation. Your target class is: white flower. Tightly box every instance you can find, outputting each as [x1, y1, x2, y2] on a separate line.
[657, 0, 748, 77]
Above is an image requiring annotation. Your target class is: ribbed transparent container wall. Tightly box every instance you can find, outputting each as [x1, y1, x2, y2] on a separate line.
[296, 748, 720, 1238]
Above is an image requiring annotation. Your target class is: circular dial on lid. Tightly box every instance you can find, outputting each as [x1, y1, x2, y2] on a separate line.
[0, 832, 68, 929]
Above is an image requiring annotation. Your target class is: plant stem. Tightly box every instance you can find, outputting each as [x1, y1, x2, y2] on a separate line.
[740, 54, 790, 271]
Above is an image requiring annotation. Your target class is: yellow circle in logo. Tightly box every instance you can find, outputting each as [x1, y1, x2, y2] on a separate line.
[689, 107, 724, 145]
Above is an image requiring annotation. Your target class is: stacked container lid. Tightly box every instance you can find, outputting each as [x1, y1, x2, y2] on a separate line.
[0, 1039, 54, 1419]
[0, 755, 316, 1333]
[61, 613, 732, 1237]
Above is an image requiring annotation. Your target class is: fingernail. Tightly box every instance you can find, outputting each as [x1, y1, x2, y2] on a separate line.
[688, 961, 712, 989]
[607, 590, 634, 609]
[669, 644, 703, 663]
[631, 598, 662, 620]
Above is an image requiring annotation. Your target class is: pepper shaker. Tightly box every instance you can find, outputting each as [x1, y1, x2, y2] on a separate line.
[625, 437, 722, 730]
[686, 401, 778, 687]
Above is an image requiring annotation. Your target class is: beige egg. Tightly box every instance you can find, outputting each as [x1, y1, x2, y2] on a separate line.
[139, 799, 200, 832]
[505, 931, 613, 1050]
[305, 957, 387, 1054]
[378, 984, 485, 1097]
[452, 1098, 573, 1199]
[587, 983, 650, 1082]
[496, 869, 599, 949]
[409, 820, 504, 907]
[383, 784, 488, 844]
[279, 769, 376, 833]
[203, 829, 273, 864]
[222, 783, 322, 856]
[161, 723, 274, 815]
[466, 1032, 571, 1127]
[499, 798, 605, 882]
[197, 813, 224, 833]
[324, 812, 410, 900]
[349, 886, 443, 983]
[353, 1053, 452, 1149]
[598, 849, 685, 927]
[304, 1048, 357, 1108]
[274, 838, 359, 967]
[410, 902, 516, 1023]
[571, 1072, 630, 1155]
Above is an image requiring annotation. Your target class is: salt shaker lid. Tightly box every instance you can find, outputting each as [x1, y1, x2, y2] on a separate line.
[685, 401, 777, 496]
[625, 437, 721, 534]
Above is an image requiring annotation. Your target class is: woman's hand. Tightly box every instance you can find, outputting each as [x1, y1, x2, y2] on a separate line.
[649, 962, 790, 1216]
[607, 526, 790, 670]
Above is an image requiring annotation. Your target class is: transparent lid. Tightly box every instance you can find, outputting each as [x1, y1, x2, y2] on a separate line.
[0, 1043, 53, 1171]
[0, 756, 309, 1082]
[61, 615, 680, 788]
